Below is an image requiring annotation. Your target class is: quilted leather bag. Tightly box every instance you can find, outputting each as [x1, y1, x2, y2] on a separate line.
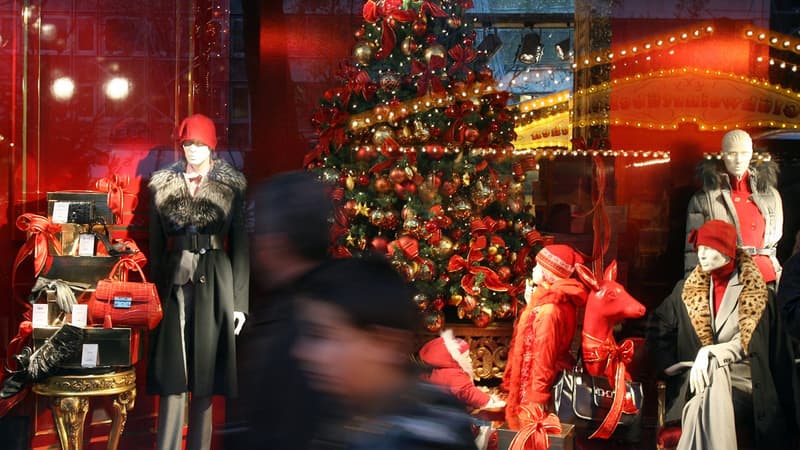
[87, 257, 162, 330]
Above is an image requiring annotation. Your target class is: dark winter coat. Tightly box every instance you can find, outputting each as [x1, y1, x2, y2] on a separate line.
[778, 251, 800, 340]
[649, 251, 800, 450]
[684, 159, 782, 276]
[146, 157, 249, 397]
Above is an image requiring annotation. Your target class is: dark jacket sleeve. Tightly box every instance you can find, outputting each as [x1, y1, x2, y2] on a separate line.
[778, 253, 800, 340]
[229, 188, 250, 314]
[648, 281, 682, 377]
[148, 189, 167, 293]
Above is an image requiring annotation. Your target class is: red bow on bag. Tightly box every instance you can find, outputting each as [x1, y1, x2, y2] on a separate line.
[509, 405, 562, 450]
[582, 333, 636, 439]
[13, 214, 62, 288]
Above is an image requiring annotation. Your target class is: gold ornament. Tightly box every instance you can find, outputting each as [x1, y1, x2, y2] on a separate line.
[462, 172, 471, 186]
[413, 120, 431, 142]
[401, 36, 417, 56]
[372, 125, 394, 145]
[345, 175, 355, 191]
[397, 125, 414, 144]
[352, 40, 374, 65]
[346, 233, 355, 246]
[424, 44, 446, 63]
[436, 237, 455, 257]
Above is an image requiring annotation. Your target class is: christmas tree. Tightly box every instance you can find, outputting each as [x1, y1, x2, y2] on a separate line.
[304, 0, 541, 330]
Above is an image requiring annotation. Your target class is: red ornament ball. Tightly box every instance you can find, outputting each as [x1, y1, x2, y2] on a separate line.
[371, 236, 389, 253]
[412, 20, 428, 36]
[464, 127, 480, 142]
[357, 173, 371, 186]
[374, 177, 392, 194]
[472, 307, 493, 328]
[389, 167, 407, 184]
[356, 145, 378, 162]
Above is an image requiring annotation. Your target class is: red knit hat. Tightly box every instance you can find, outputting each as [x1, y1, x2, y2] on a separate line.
[178, 114, 217, 149]
[688, 219, 737, 259]
[536, 244, 581, 279]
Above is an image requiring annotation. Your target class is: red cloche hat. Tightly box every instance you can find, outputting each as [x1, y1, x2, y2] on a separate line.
[178, 114, 217, 149]
[689, 219, 737, 260]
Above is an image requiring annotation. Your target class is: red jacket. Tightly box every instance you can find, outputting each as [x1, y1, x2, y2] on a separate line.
[502, 278, 588, 430]
[419, 330, 490, 410]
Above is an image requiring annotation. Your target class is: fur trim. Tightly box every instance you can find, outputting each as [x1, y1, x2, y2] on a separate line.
[697, 158, 778, 192]
[149, 158, 246, 228]
[682, 249, 768, 352]
[440, 329, 474, 379]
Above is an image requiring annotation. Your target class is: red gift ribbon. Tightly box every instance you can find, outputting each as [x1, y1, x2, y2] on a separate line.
[448, 45, 477, 74]
[96, 174, 133, 223]
[509, 405, 562, 450]
[411, 57, 446, 96]
[13, 214, 62, 287]
[582, 332, 636, 439]
[447, 249, 509, 293]
[362, 0, 416, 60]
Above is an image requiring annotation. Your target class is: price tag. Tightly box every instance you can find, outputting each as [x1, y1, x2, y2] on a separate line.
[81, 344, 99, 368]
[52, 202, 70, 224]
[71, 304, 88, 327]
[32, 304, 49, 327]
[78, 234, 96, 256]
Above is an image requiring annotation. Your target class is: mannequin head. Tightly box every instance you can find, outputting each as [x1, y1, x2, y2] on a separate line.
[689, 219, 737, 272]
[534, 244, 581, 285]
[178, 114, 217, 169]
[697, 245, 731, 273]
[720, 129, 753, 179]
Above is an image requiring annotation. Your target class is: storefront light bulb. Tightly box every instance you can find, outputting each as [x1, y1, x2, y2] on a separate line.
[51, 76, 75, 101]
[105, 77, 130, 100]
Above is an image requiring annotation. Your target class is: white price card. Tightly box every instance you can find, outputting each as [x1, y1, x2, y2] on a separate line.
[52, 202, 70, 224]
[71, 304, 88, 327]
[32, 304, 50, 327]
[81, 344, 99, 368]
[78, 234, 96, 256]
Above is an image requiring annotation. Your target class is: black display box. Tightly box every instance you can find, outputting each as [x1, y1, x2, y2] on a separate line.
[32, 326, 136, 369]
[47, 191, 115, 225]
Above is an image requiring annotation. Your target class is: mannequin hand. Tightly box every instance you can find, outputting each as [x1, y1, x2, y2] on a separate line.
[689, 346, 714, 394]
[524, 280, 534, 303]
[483, 395, 506, 409]
[233, 311, 246, 335]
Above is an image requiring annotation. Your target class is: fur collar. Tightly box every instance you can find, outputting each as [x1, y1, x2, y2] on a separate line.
[440, 329, 474, 379]
[682, 249, 768, 352]
[696, 158, 778, 193]
[149, 158, 246, 228]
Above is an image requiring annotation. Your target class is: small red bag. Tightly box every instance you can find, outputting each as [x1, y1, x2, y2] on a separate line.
[87, 257, 162, 330]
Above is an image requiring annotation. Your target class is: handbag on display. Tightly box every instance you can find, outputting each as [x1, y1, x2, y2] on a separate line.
[87, 257, 162, 330]
[552, 367, 643, 431]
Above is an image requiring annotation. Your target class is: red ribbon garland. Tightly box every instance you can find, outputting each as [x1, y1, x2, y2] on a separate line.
[581, 333, 636, 439]
[12, 214, 62, 289]
[96, 174, 133, 223]
[447, 248, 509, 294]
[411, 57, 446, 96]
[509, 405, 562, 450]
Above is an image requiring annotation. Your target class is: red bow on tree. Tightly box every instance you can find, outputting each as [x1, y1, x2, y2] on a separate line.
[419, 1, 449, 18]
[348, 70, 374, 101]
[304, 108, 349, 167]
[514, 229, 546, 274]
[509, 405, 562, 450]
[362, 0, 417, 60]
[447, 248, 508, 294]
[448, 45, 476, 75]
[411, 57, 446, 96]
[470, 216, 501, 235]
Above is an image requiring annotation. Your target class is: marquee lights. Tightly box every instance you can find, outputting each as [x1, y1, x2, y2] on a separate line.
[704, 152, 771, 161]
[572, 24, 715, 70]
[743, 27, 800, 55]
[513, 147, 671, 159]
[352, 144, 515, 157]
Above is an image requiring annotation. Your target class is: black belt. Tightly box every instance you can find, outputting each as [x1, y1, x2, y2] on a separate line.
[167, 234, 224, 254]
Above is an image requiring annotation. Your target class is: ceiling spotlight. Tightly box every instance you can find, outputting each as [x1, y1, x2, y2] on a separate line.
[555, 37, 573, 61]
[519, 32, 543, 64]
[476, 31, 503, 63]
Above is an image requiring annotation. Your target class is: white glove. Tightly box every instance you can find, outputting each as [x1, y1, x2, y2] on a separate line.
[482, 395, 506, 409]
[233, 311, 246, 335]
[689, 346, 714, 394]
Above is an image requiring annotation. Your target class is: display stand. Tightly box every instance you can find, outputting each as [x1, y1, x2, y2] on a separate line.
[32, 368, 136, 450]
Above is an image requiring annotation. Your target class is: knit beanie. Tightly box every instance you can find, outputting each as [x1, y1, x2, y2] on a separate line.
[535, 244, 581, 279]
[721, 129, 752, 153]
[688, 219, 737, 260]
[178, 114, 217, 149]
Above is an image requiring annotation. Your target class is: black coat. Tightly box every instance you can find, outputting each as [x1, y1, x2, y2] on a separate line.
[146, 158, 249, 397]
[649, 269, 800, 450]
[778, 252, 800, 340]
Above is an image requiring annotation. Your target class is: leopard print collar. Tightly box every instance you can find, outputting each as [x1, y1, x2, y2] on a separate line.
[681, 249, 767, 352]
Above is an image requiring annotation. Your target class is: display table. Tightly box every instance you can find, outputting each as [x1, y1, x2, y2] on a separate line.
[32, 368, 136, 450]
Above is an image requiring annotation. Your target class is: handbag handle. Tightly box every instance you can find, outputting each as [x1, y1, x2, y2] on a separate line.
[108, 257, 148, 283]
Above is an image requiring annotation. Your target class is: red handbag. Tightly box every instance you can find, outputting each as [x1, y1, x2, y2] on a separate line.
[87, 257, 162, 330]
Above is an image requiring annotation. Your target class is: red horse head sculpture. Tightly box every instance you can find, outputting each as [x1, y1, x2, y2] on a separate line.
[575, 260, 646, 379]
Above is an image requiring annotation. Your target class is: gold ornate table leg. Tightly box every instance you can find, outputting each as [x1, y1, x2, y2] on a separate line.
[108, 387, 136, 450]
[51, 396, 90, 450]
